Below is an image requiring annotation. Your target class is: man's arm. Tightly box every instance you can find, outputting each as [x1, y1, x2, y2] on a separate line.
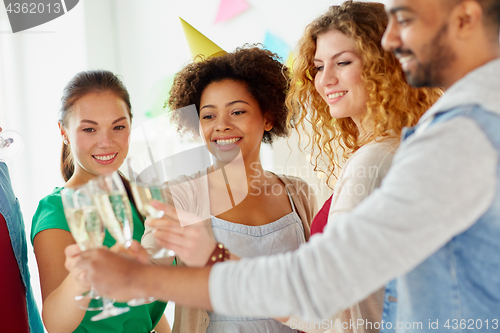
[68, 245, 213, 309]
[208, 116, 497, 320]
[72, 117, 497, 321]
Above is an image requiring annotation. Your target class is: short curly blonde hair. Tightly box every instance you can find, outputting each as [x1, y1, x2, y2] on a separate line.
[286, 1, 442, 184]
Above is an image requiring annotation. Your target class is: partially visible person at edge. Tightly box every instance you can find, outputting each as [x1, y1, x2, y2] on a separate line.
[67, 0, 500, 332]
[140, 46, 317, 333]
[30, 70, 170, 333]
[144, 3, 441, 333]
[0, 136, 44, 332]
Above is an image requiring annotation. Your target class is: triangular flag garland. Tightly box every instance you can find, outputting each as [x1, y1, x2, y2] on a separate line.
[263, 31, 291, 64]
[179, 18, 227, 61]
[214, 0, 250, 24]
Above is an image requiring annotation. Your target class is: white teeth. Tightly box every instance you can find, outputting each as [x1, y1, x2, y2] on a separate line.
[398, 56, 413, 66]
[328, 91, 347, 99]
[94, 154, 116, 161]
[216, 138, 240, 146]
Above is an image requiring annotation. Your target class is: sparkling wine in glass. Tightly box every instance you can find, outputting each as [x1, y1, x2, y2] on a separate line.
[124, 159, 172, 306]
[87, 172, 133, 320]
[0, 130, 24, 162]
[90, 172, 134, 248]
[126, 157, 175, 259]
[61, 186, 105, 311]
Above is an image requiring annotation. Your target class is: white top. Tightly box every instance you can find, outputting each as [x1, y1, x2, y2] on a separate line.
[329, 138, 397, 221]
[286, 138, 397, 333]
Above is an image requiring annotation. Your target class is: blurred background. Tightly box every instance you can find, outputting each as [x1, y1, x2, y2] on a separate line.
[0, 0, 385, 330]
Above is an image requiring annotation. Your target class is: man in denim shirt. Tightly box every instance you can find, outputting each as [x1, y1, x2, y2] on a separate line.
[69, 0, 500, 331]
[0, 160, 43, 332]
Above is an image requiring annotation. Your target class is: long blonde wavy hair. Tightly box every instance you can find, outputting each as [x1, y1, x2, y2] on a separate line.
[286, 1, 442, 185]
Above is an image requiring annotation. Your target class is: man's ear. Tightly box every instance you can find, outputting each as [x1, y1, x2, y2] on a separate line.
[453, 0, 483, 38]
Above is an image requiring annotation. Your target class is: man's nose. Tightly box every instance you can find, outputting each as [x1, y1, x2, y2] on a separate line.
[382, 18, 402, 52]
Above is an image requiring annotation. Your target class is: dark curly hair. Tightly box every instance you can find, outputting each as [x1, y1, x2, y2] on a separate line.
[167, 46, 290, 144]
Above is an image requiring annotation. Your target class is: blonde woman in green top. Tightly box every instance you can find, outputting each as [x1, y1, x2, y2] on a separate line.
[31, 70, 170, 333]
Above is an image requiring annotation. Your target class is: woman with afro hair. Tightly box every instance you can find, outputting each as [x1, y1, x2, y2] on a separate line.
[141, 46, 318, 333]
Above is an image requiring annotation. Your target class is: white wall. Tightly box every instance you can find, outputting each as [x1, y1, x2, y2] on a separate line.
[0, 0, 386, 330]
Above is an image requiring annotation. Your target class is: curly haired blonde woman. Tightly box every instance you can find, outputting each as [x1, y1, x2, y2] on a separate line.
[284, 1, 442, 332]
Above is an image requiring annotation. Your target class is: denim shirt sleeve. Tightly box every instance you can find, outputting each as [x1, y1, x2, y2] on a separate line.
[0, 162, 44, 332]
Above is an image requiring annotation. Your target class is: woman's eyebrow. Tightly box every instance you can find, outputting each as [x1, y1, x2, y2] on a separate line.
[112, 117, 128, 124]
[80, 119, 98, 125]
[226, 100, 249, 107]
[201, 100, 250, 111]
[313, 50, 352, 63]
[78, 117, 128, 125]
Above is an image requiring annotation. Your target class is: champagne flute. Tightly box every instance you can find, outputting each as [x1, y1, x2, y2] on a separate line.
[61, 186, 104, 311]
[124, 158, 173, 306]
[0, 130, 24, 162]
[126, 157, 175, 259]
[90, 172, 134, 248]
[87, 172, 132, 320]
[89, 171, 156, 307]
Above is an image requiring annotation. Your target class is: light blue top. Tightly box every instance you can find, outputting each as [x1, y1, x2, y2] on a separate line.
[0, 162, 44, 332]
[207, 192, 303, 333]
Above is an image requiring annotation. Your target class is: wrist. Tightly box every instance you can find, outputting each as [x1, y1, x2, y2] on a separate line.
[68, 273, 91, 296]
[136, 263, 156, 299]
[205, 243, 230, 266]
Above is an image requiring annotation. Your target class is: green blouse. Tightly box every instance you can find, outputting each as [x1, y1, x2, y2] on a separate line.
[31, 187, 167, 333]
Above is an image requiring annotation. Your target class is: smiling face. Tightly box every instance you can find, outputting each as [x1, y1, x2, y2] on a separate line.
[199, 79, 273, 166]
[314, 30, 368, 128]
[382, 0, 457, 88]
[60, 91, 131, 185]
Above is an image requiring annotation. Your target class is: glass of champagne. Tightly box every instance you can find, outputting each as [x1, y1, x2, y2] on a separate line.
[89, 171, 155, 307]
[0, 130, 24, 162]
[124, 158, 174, 306]
[126, 157, 175, 259]
[90, 171, 134, 248]
[87, 172, 133, 320]
[61, 186, 105, 311]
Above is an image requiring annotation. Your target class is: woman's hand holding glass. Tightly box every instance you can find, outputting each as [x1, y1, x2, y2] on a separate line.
[147, 201, 218, 267]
